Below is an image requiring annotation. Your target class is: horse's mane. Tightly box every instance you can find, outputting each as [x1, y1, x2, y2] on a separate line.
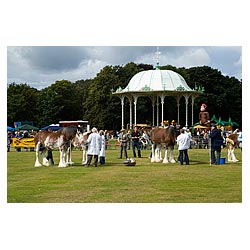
[60, 126, 77, 136]
[166, 126, 175, 133]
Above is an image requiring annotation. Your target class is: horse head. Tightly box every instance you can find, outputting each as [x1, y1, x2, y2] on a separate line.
[72, 131, 89, 148]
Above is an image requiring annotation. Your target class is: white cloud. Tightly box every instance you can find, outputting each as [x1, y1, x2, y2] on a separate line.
[7, 46, 241, 89]
[170, 48, 211, 68]
[234, 55, 242, 67]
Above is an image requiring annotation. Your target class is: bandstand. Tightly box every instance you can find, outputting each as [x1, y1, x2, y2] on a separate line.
[113, 64, 201, 129]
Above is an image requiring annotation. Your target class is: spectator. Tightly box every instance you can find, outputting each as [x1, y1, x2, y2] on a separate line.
[118, 129, 128, 159]
[99, 130, 106, 165]
[176, 128, 191, 165]
[202, 129, 209, 148]
[127, 130, 131, 150]
[7, 132, 12, 152]
[23, 130, 29, 138]
[15, 131, 22, 152]
[131, 126, 141, 158]
[104, 130, 110, 150]
[209, 123, 224, 165]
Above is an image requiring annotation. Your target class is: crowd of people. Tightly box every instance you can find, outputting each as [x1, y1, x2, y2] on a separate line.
[7, 124, 242, 167]
[113, 124, 242, 166]
[7, 130, 37, 152]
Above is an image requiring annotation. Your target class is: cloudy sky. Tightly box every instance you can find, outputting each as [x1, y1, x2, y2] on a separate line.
[7, 46, 242, 90]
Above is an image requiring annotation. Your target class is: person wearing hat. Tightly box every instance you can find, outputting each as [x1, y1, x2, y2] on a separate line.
[118, 129, 128, 159]
[85, 127, 101, 167]
[209, 123, 224, 165]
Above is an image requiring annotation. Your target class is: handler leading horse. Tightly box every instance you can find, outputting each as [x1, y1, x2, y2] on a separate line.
[150, 126, 176, 163]
[34, 126, 83, 167]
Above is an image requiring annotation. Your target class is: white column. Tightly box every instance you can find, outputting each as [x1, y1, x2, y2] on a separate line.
[128, 97, 133, 130]
[133, 95, 138, 126]
[176, 96, 181, 125]
[156, 96, 159, 126]
[160, 95, 165, 127]
[120, 95, 125, 129]
[184, 94, 190, 127]
[191, 95, 195, 126]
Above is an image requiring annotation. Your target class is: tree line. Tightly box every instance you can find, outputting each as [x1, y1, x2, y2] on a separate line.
[7, 62, 242, 130]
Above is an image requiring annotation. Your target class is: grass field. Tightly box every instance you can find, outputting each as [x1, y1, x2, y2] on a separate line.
[7, 143, 242, 203]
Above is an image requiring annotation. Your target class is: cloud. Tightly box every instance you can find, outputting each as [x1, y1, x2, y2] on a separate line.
[153, 47, 211, 68]
[7, 46, 242, 89]
[234, 54, 242, 67]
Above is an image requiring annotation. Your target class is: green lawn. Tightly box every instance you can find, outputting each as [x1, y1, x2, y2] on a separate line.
[7, 145, 242, 203]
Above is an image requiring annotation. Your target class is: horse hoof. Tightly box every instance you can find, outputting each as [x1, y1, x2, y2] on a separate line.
[34, 164, 42, 167]
[162, 160, 169, 164]
[58, 164, 67, 168]
[170, 159, 176, 163]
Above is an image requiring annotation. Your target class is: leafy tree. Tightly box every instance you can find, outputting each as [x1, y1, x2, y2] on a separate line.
[7, 83, 39, 126]
[37, 79, 90, 127]
[7, 64, 242, 130]
[187, 66, 242, 126]
[84, 66, 122, 129]
[74, 79, 92, 116]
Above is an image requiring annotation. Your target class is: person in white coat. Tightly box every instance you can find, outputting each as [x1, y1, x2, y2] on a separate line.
[99, 130, 105, 165]
[176, 128, 191, 165]
[85, 127, 101, 167]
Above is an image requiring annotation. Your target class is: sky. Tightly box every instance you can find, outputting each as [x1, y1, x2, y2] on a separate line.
[7, 46, 242, 89]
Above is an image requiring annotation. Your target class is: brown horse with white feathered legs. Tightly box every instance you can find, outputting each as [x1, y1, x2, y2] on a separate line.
[34, 126, 83, 167]
[150, 126, 176, 163]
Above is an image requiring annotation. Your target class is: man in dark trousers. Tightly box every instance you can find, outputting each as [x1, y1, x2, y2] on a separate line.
[46, 128, 54, 165]
[118, 129, 128, 159]
[209, 123, 223, 165]
[131, 126, 141, 158]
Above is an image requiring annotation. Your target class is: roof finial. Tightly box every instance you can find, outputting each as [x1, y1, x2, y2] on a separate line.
[155, 46, 161, 69]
